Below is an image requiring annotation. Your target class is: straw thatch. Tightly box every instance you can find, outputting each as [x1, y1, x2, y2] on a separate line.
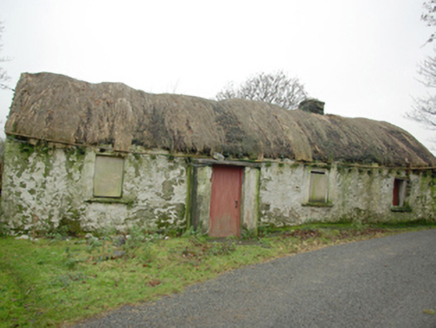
[5, 72, 436, 167]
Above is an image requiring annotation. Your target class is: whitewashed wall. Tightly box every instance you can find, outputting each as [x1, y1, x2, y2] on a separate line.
[259, 162, 436, 226]
[2, 138, 435, 234]
[1, 139, 189, 232]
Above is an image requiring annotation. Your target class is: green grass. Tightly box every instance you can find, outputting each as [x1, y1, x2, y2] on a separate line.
[0, 221, 434, 327]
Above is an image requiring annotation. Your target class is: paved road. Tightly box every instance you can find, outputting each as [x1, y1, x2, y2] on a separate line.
[75, 230, 436, 328]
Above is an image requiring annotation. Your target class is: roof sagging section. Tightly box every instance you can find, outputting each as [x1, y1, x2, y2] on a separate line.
[5, 72, 436, 167]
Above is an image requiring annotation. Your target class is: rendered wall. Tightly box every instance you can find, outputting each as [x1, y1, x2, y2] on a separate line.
[241, 166, 260, 232]
[259, 162, 436, 226]
[1, 139, 189, 232]
[2, 138, 435, 234]
[191, 165, 213, 233]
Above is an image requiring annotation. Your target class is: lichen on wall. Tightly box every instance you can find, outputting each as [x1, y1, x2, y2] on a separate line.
[1, 139, 90, 232]
[259, 162, 306, 226]
[259, 162, 436, 226]
[2, 136, 435, 235]
[122, 154, 188, 230]
[1, 139, 189, 233]
[410, 171, 436, 219]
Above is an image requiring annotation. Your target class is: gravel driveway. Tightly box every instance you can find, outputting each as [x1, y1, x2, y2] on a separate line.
[75, 230, 436, 328]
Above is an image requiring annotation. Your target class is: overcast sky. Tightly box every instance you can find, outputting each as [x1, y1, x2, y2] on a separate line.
[0, 0, 435, 153]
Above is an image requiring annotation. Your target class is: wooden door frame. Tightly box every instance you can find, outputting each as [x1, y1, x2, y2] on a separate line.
[188, 159, 261, 236]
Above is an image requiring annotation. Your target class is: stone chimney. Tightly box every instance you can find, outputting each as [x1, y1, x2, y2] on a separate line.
[298, 99, 325, 115]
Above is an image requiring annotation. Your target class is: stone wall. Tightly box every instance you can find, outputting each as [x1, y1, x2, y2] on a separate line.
[1, 139, 189, 233]
[2, 138, 435, 234]
[259, 162, 436, 226]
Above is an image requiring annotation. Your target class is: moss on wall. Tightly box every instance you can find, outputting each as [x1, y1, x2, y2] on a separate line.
[259, 162, 434, 227]
[2, 140, 190, 233]
[3, 137, 435, 233]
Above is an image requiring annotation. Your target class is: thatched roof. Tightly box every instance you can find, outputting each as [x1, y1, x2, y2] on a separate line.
[5, 72, 436, 167]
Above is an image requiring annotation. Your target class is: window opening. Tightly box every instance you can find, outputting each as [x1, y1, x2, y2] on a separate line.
[309, 170, 328, 203]
[393, 179, 406, 207]
[93, 156, 124, 198]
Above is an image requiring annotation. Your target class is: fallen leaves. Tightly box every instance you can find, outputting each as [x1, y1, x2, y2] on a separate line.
[148, 279, 161, 287]
[423, 309, 435, 315]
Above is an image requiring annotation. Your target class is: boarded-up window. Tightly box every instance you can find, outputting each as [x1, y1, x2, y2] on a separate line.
[93, 156, 124, 198]
[309, 171, 328, 203]
[393, 179, 406, 206]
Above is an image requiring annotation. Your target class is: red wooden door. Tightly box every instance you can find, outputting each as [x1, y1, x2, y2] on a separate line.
[393, 179, 400, 206]
[209, 166, 243, 237]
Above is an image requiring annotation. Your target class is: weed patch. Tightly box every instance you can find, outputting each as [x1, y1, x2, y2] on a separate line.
[0, 222, 434, 326]
[282, 228, 323, 240]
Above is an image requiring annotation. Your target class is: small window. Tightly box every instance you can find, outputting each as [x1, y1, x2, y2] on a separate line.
[309, 170, 328, 203]
[393, 179, 406, 207]
[93, 156, 124, 198]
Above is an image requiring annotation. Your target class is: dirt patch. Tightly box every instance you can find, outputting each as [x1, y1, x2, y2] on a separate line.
[338, 227, 388, 238]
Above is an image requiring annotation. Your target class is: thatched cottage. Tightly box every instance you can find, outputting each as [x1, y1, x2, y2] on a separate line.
[2, 72, 436, 236]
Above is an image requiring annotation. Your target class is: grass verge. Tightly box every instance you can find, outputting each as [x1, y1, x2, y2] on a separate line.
[0, 221, 434, 327]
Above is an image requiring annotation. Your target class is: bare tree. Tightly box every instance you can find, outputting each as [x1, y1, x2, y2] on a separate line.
[407, 51, 436, 129]
[422, 1, 436, 44]
[216, 71, 308, 110]
[0, 22, 8, 191]
[407, 2, 436, 130]
[0, 22, 10, 90]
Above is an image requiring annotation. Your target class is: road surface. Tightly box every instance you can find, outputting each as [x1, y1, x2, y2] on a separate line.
[75, 230, 436, 328]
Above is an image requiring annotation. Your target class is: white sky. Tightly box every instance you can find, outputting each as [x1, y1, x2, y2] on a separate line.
[0, 0, 435, 153]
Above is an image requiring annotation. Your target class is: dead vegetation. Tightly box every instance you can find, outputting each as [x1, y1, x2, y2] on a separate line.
[5, 72, 436, 167]
[281, 227, 388, 240]
[1, 222, 434, 326]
